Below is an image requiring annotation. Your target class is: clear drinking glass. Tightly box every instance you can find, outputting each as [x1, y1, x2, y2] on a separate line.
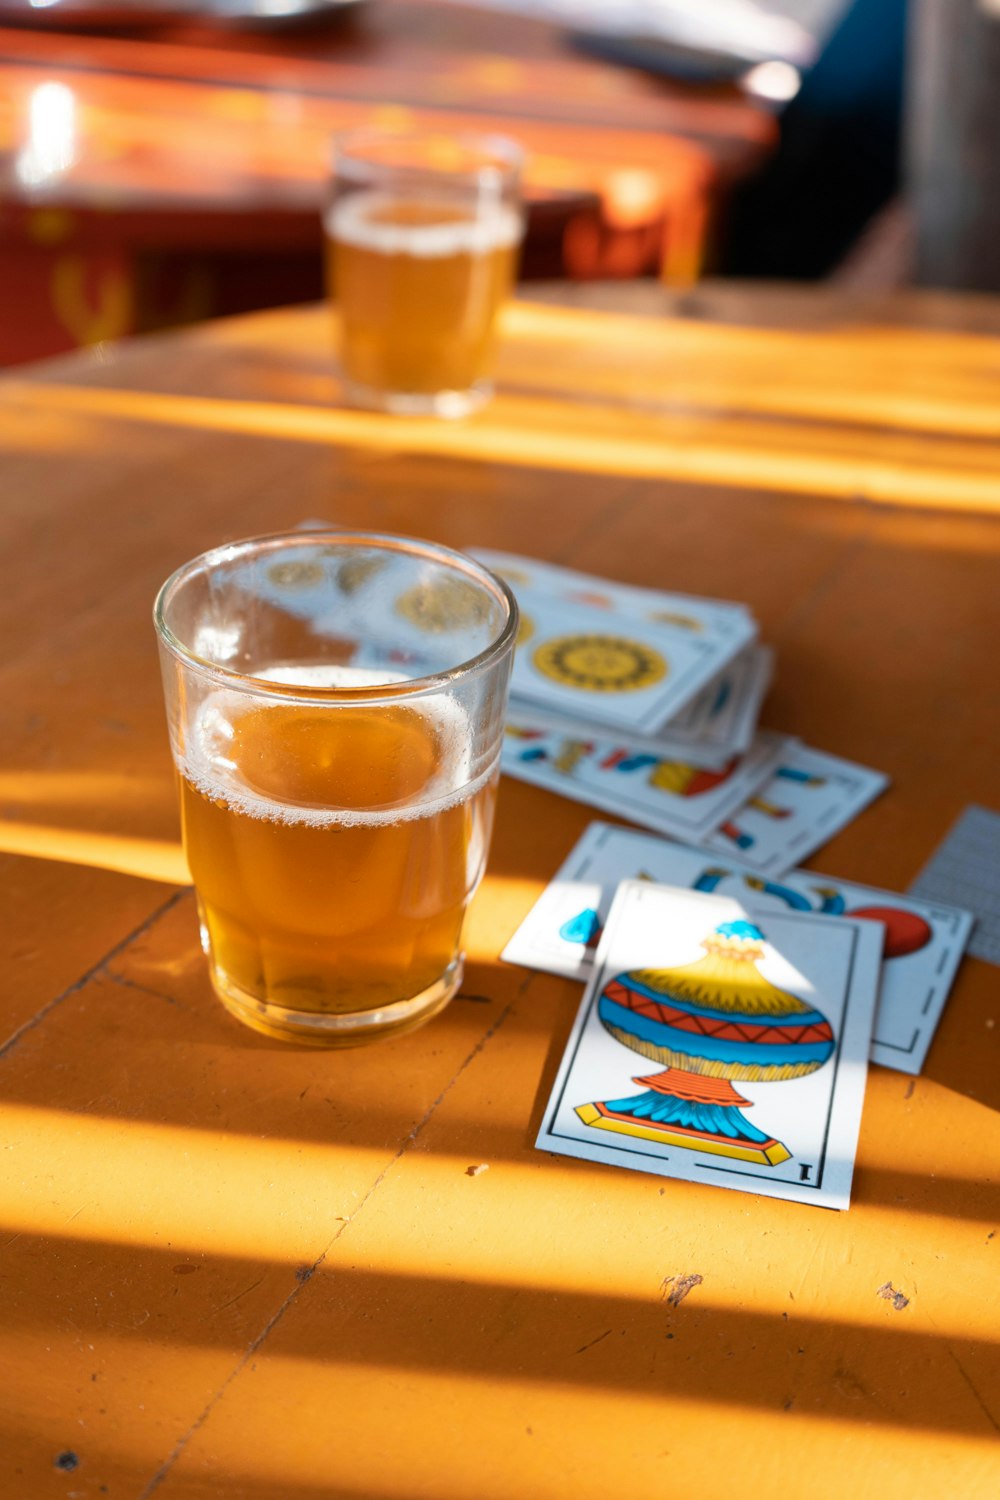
[154, 531, 518, 1046]
[324, 129, 524, 417]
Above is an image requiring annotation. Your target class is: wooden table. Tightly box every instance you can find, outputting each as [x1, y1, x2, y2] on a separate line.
[1, 284, 998, 1498]
[0, 0, 774, 364]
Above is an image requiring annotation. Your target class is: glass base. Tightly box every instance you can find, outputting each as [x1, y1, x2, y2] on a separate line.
[210, 956, 464, 1048]
[343, 378, 492, 419]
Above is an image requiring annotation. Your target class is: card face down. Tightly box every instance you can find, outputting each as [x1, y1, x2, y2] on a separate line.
[909, 803, 999, 966]
[536, 881, 883, 1210]
[505, 822, 972, 1076]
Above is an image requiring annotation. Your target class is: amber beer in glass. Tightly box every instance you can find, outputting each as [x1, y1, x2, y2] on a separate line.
[154, 532, 517, 1045]
[325, 130, 523, 416]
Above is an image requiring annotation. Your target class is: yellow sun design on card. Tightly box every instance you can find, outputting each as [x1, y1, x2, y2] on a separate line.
[532, 634, 667, 693]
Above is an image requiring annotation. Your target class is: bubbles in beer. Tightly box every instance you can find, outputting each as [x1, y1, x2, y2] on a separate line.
[178, 663, 488, 830]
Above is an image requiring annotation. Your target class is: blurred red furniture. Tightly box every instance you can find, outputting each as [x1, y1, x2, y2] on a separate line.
[0, 1, 775, 363]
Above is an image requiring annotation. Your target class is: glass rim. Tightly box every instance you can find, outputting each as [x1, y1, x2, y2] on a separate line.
[152, 528, 520, 705]
[330, 127, 524, 187]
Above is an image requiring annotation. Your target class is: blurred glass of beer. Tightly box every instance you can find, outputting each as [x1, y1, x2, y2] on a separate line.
[325, 130, 524, 417]
[154, 532, 518, 1046]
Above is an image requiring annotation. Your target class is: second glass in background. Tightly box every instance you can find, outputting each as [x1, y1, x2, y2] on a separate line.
[325, 129, 524, 418]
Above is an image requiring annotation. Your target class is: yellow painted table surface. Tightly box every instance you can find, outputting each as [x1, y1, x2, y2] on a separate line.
[0, 285, 998, 1500]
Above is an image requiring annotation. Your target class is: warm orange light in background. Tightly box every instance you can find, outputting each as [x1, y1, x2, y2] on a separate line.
[465, 872, 545, 962]
[0, 402, 109, 453]
[24, 377, 1000, 513]
[602, 167, 670, 228]
[0, 770, 167, 805]
[500, 305, 1000, 438]
[0, 821, 190, 884]
[504, 301, 1000, 369]
[0, 813, 535, 912]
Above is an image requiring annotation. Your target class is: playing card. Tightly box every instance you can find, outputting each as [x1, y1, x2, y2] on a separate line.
[536, 880, 883, 1210]
[508, 592, 746, 735]
[909, 804, 1000, 966]
[704, 743, 888, 876]
[502, 719, 789, 843]
[505, 822, 973, 1075]
[517, 645, 773, 772]
[641, 643, 773, 762]
[471, 548, 756, 644]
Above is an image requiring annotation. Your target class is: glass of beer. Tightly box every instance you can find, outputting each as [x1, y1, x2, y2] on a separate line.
[325, 129, 524, 417]
[153, 531, 518, 1046]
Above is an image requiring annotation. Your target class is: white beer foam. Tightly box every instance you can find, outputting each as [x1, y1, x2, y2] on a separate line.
[325, 190, 522, 259]
[178, 664, 493, 830]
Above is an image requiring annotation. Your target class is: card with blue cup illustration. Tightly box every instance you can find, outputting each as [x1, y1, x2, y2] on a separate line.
[536, 880, 882, 1210]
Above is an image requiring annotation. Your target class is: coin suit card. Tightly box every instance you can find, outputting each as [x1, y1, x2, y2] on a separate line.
[507, 595, 742, 735]
[504, 822, 973, 1075]
[524, 644, 774, 772]
[536, 881, 883, 1210]
[471, 548, 756, 648]
[502, 720, 789, 843]
[704, 742, 889, 875]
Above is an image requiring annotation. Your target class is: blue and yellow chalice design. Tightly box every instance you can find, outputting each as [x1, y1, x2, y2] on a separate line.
[577, 919, 835, 1166]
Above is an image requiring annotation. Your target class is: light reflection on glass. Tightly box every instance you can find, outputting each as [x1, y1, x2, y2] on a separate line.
[193, 624, 242, 663]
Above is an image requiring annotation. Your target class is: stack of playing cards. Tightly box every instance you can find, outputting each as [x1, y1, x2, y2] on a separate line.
[506, 823, 974, 1210]
[477, 553, 976, 1209]
[474, 549, 889, 874]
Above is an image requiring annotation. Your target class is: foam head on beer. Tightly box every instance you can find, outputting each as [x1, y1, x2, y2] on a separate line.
[326, 129, 524, 417]
[154, 532, 518, 1045]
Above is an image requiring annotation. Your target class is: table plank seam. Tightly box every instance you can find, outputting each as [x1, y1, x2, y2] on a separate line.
[550, 482, 648, 572]
[104, 968, 192, 1012]
[768, 528, 875, 648]
[0, 888, 189, 1062]
[945, 1345, 1000, 1435]
[138, 972, 535, 1497]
